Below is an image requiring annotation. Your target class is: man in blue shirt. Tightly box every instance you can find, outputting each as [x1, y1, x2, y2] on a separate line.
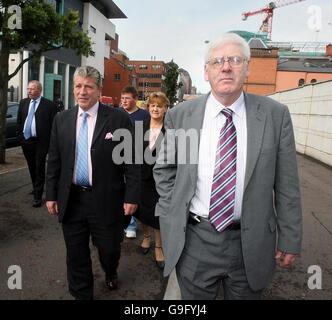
[121, 86, 149, 238]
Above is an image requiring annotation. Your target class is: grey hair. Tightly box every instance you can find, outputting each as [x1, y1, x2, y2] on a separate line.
[74, 66, 102, 87]
[205, 32, 251, 64]
[28, 80, 42, 92]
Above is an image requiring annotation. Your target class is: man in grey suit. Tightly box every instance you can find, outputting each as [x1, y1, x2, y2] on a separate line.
[153, 33, 302, 299]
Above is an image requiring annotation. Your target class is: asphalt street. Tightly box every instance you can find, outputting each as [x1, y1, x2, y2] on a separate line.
[0, 147, 331, 300]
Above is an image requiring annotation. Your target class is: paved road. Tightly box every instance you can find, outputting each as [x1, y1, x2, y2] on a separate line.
[0, 148, 331, 299]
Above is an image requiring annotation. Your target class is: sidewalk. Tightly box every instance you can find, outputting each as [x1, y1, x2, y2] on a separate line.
[1, 147, 331, 299]
[0, 147, 27, 175]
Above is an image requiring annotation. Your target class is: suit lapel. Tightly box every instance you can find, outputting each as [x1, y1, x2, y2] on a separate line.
[188, 94, 208, 189]
[23, 99, 31, 121]
[34, 97, 43, 116]
[92, 103, 108, 146]
[243, 93, 266, 191]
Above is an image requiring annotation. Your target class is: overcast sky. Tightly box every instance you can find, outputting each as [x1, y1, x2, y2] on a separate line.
[112, 0, 332, 93]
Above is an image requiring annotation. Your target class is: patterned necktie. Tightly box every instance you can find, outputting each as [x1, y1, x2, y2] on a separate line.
[75, 112, 89, 187]
[209, 108, 237, 232]
[23, 100, 37, 139]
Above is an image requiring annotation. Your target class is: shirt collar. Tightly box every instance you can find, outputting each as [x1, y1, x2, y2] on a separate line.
[78, 101, 99, 118]
[208, 92, 245, 119]
[31, 96, 41, 104]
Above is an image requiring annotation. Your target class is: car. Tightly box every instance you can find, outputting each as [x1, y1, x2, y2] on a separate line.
[6, 102, 19, 146]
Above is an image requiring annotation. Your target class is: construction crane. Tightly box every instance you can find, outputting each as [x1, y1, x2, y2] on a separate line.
[242, 0, 306, 40]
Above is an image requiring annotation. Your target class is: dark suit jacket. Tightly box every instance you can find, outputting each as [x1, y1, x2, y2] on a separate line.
[17, 97, 57, 152]
[141, 118, 165, 181]
[134, 119, 165, 229]
[46, 103, 140, 226]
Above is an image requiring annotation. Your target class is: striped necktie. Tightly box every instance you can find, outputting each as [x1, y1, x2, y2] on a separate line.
[75, 112, 89, 187]
[209, 108, 237, 232]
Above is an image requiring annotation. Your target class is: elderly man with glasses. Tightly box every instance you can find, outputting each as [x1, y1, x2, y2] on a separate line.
[154, 32, 302, 300]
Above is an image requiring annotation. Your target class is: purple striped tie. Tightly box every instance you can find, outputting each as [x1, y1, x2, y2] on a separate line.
[209, 108, 237, 232]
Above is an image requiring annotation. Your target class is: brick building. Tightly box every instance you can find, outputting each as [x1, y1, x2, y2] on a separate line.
[235, 31, 332, 95]
[244, 38, 279, 95]
[275, 45, 332, 92]
[103, 49, 137, 107]
[127, 60, 166, 100]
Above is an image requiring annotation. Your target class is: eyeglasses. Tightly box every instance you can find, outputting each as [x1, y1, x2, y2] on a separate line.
[207, 56, 247, 69]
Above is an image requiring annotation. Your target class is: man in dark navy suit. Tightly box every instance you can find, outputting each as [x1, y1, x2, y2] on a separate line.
[46, 66, 140, 300]
[17, 80, 57, 207]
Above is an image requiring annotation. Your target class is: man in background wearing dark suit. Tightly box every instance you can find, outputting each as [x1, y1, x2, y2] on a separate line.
[17, 80, 57, 207]
[46, 66, 140, 300]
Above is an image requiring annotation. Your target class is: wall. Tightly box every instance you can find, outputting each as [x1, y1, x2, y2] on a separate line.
[276, 71, 332, 92]
[8, 53, 22, 101]
[103, 56, 132, 107]
[129, 60, 166, 100]
[269, 80, 332, 166]
[244, 49, 278, 96]
[81, 3, 116, 77]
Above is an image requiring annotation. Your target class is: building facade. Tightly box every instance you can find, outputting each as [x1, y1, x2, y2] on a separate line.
[128, 60, 166, 100]
[234, 31, 332, 96]
[244, 47, 279, 96]
[103, 50, 137, 107]
[8, 0, 125, 109]
[177, 68, 193, 102]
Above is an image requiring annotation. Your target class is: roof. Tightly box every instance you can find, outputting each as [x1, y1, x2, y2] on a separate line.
[231, 30, 268, 43]
[85, 1, 127, 19]
[248, 38, 268, 49]
[278, 57, 332, 73]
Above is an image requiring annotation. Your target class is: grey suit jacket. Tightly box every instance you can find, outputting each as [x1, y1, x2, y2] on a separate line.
[153, 92, 302, 291]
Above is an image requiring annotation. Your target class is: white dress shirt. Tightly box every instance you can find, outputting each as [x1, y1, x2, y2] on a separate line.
[23, 97, 41, 137]
[73, 102, 99, 186]
[189, 92, 247, 221]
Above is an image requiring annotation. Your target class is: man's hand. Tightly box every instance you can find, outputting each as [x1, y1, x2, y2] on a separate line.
[46, 201, 58, 215]
[123, 203, 138, 216]
[275, 250, 297, 268]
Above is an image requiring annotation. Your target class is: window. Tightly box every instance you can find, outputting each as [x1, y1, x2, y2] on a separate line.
[46, 0, 63, 14]
[310, 79, 317, 84]
[58, 62, 66, 101]
[298, 79, 305, 87]
[152, 64, 161, 70]
[139, 65, 148, 70]
[114, 74, 121, 81]
[28, 56, 40, 81]
[138, 73, 162, 79]
[150, 83, 161, 88]
[90, 25, 96, 34]
[68, 66, 76, 109]
[45, 58, 54, 74]
[138, 82, 161, 88]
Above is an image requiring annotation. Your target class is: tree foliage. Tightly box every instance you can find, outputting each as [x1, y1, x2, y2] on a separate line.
[164, 60, 182, 107]
[0, 0, 93, 163]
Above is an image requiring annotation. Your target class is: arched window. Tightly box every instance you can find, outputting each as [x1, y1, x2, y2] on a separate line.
[298, 79, 305, 86]
[310, 79, 317, 84]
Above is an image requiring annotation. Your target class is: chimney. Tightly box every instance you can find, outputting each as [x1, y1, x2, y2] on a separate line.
[326, 44, 332, 56]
